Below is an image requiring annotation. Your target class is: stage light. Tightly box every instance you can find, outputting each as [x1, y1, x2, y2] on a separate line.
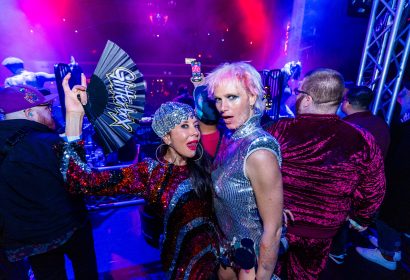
[167, 0, 176, 8]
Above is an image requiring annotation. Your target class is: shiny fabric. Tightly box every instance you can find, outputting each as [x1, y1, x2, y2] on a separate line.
[151, 102, 195, 138]
[212, 114, 281, 253]
[344, 111, 390, 158]
[275, 233, 332, 280]
[266, 114, 385, 279]
[61, 145, 219, 280]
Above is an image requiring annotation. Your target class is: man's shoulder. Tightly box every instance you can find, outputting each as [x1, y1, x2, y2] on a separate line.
[340, 120, 383, 157]
[0, 120, 60, 151]
[263, 117, 293, 132]
[345, 112, 387, 125]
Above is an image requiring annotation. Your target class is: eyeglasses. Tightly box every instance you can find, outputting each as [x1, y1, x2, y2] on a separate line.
[293, 88, 311, 96]
[37, 102, 53, 110]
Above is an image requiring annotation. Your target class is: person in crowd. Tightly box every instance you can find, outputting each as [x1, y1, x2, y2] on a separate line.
[341, 86, 390, 157]
[60, 73, 220, 280]
[265, 68, 386, 280]
[2, 57, 55, 88]
[173, 83, 195, 108]
[279, 61, 302, 118]
[206, 62, 283, 280]
[356, 81, 410, 271]
[397, 81, 410, 122]
[328, 85, 391, 265]
[0, 85, 98, 280]
[193, 84, 222, 159]
[188, 73, 223, 160]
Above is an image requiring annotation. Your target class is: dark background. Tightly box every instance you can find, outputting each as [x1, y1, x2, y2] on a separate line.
[0, 0, 369, 114]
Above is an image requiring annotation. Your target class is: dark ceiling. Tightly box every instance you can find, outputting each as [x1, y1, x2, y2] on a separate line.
[0, 0, 369, 85]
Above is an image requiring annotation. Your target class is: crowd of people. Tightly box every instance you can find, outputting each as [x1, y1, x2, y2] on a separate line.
[0, 57, 409, 280]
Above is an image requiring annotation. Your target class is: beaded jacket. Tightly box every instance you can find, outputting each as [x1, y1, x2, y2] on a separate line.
[60, 143, 219, 280]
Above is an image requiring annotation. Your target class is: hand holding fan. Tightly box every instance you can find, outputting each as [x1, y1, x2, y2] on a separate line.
[54, 56, 83, 119]
[85, 41, 146, 153]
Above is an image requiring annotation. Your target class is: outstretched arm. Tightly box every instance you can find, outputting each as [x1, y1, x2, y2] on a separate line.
[59, 73, 149, 197]
[36, 71, 55, 81]
[246, 149, 283, 280]
[61, 142, 149, 197]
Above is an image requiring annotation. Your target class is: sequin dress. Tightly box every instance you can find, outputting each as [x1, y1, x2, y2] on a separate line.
[212, 114, 281, 255]
[60, 143, 219, 280]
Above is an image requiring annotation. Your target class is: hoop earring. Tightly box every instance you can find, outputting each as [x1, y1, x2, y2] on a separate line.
[194, 143, 204, 162]
[155, 143, 176, 165]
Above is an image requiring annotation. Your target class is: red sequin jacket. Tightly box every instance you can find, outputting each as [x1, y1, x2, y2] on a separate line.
[60, 141, 219, 279]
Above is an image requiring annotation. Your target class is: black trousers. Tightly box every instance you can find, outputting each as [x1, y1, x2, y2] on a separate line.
[0, 250, 29, 280]
[28, 222, 98, 280]
[329, 222, 350, 255]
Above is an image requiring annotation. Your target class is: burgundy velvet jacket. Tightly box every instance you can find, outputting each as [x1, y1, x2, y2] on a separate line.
[344, 111, 390, 158]
[266, 114, 385, 238]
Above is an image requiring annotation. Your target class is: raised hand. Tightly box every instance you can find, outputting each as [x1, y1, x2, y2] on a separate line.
[62, 73, 87, 137]
[191, 73, 205, 87]
[62, 73, 87, 114]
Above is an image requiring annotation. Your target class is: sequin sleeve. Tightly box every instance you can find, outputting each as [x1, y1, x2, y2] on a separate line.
[245, 134, 282, 167]
[60, 141, 150, 196]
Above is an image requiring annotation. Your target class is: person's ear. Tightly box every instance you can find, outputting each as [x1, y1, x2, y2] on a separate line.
[24, 109, 33, 118]
[249, 94, 257, 108]
[162, 134, 171, 146]
[305, 95, 314, 104]
[301, 95, 312, 109]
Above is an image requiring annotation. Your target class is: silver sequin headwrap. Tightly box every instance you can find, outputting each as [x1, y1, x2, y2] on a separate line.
[152, 101, 195, 138]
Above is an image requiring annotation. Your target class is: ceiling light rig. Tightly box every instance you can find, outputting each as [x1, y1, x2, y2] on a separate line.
[149, 13, 169, 26]
[147, 0, 176, 27]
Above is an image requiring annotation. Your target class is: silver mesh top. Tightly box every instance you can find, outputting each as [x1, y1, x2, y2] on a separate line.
[212, 114, 281, 249]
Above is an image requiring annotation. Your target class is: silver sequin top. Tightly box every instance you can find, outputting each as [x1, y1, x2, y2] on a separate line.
[212, 114, 281, 249]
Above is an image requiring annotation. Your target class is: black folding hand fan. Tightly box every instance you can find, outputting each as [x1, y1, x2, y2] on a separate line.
[85, 41, 146, 153]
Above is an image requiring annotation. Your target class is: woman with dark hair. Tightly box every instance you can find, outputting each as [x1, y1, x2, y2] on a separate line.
[60, 73, 220, 279]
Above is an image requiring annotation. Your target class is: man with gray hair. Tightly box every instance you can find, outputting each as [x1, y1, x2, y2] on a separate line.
[0, 85, 97, 279]
[265, 68, 386, 279]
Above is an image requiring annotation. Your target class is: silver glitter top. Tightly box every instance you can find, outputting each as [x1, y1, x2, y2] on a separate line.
[212, 114, 281, 249]
[151, 101, 195, 138]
